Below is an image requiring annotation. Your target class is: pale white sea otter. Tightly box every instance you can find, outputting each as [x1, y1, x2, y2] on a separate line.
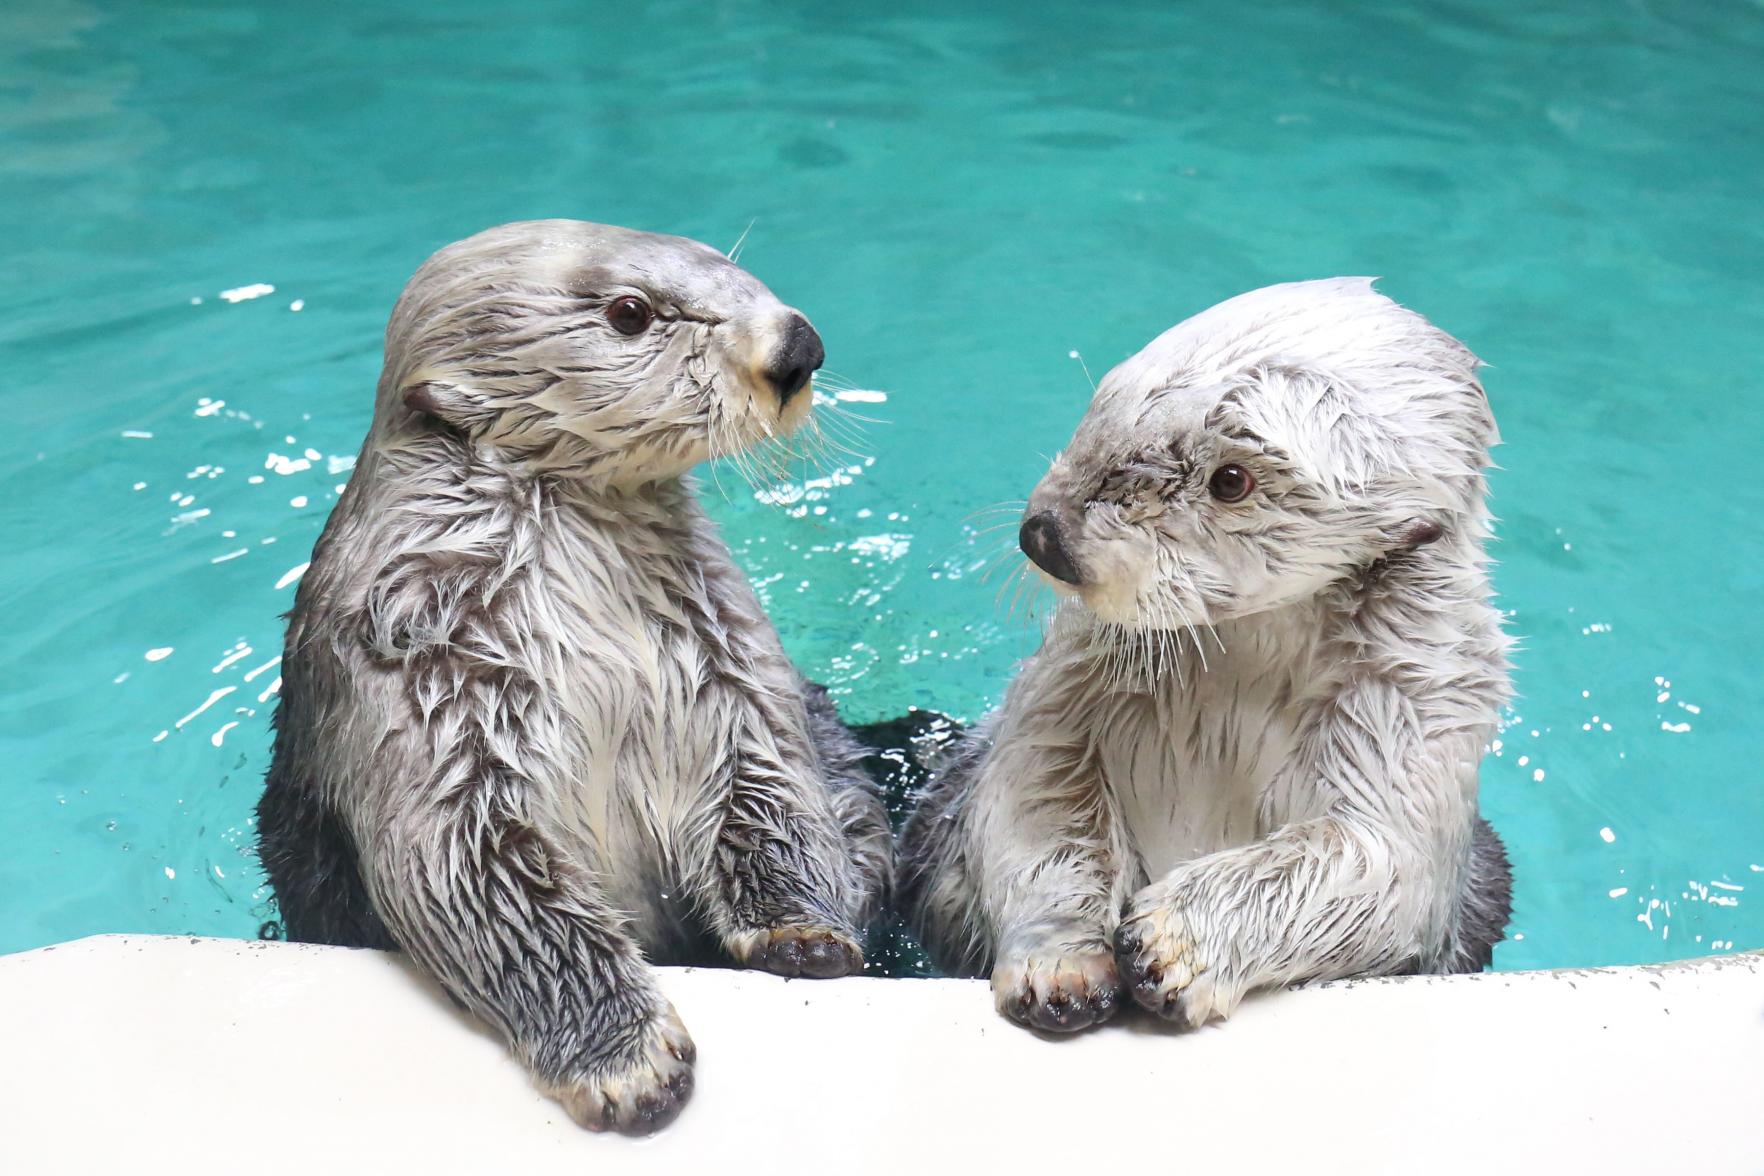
[257, 221, 891, 1132]
[902, 278, 1512, 1033]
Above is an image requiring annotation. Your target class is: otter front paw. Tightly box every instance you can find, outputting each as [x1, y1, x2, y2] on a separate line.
[540, 1005, 697, 1134]
[729, 925, 864, 978]
[1114, 900, 1230, 1030]
[991, 949, 1122, 1033]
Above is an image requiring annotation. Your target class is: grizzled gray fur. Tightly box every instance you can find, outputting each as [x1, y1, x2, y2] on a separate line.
[258, 221, 890, 1133]
[902, 279, 1512, 1034]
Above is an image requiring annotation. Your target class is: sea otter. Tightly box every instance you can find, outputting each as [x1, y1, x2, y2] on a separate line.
[902, 278, 1512, 1034]
[257, 220, 891, 1132]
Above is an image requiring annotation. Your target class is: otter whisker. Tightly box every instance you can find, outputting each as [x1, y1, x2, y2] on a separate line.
[960, 500, 1030, 526]
[805, 397, 875, 449]
[1204, 622, 1228, 657]
[702, 399, 742, 505]
[1113, 626, 1135, 694]
[1173, 563, 1228, 657]
[978, 535, 1032, 584]
[967, 519, 1027, 540]
[787, 427, 830, 478]
[801, 415, 870, 464]
[712, 413, 758, 493]
[1067, 347, 1097, 392]
[727, 217, 757, 264]
[753, 414, 796, 484]
[994, 562, 1036, 626]
[1158, 601, 1186, 688]
[810, 386, 890, 428]
[727, 435, 769, 496]
[1169, 562, 1220, 668]
[996, 561, 1048, 631]
[1168, 594, 1208, 676]
[1001, 560, 1030, 617]
[812, 371, 892, 416]
[818, 402, 890, 427]
[747, 408, 796, 491]
[813, 407, 886, 452]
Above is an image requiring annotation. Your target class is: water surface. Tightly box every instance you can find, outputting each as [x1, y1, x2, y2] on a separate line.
[3, 0, 1761, 967]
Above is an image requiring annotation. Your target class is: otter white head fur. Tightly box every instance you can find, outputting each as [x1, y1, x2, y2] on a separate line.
[382, 219, 822, 480]
[257, 221, 890, 1133]
[903, 278, 1512, 1033]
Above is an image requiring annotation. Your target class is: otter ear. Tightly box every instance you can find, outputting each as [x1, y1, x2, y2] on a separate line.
[400, 377, 486, 430]
[1386, 516, 1444, 551]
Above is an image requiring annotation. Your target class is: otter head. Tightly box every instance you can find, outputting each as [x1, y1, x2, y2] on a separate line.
[1019, 278, 1497, 629]
[377, 219, 823, 482]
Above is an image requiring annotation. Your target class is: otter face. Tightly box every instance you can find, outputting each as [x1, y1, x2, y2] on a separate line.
[379, 219, 823, 482]
[1019, 278, 1495, 629]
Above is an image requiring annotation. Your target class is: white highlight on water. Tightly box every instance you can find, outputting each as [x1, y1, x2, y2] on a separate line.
[219, 282, 275, 303]
[274, 562, 310, 590]
[175, 687, 236, 729]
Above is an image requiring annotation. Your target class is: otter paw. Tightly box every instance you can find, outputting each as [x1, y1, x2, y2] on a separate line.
[732, 925, 864, 979]
[1114, 903, 1226, 1029]
[990, 949, 1122, 1033]
[541, 1005, 697, 1134]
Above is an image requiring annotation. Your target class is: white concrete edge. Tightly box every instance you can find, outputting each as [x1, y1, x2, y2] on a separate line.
[2, 935, 1760, 1174]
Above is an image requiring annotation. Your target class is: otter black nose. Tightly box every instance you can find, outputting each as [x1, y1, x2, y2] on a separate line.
[1020, 512, 1082, 585]
[765, 314, 823, 407]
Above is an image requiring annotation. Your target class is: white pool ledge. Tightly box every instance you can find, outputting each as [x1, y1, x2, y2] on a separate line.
[2, 935, 1760, 1172]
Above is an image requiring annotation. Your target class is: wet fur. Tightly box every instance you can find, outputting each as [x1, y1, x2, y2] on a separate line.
[902, 279, 1513, 1032]
[257, 221, 889, 1131]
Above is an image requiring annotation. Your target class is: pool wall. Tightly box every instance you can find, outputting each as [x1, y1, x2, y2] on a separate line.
[3, 935, 1759, 1171]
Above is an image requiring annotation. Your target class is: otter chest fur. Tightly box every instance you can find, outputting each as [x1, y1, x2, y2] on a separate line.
[520, 483, 777, 922]
[1085, 607, 1336, 879]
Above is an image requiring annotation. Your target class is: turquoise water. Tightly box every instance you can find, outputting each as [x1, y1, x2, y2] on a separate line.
[4, 0, 1761, 968]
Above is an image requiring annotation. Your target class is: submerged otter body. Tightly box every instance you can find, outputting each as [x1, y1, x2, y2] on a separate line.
[257, 220, 890, 1133]
[902, 278, 1512, 1033]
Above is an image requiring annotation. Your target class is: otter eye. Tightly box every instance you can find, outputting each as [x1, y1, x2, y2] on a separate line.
[606, 295, 653, 336]
[1208, 463, 1255, 503]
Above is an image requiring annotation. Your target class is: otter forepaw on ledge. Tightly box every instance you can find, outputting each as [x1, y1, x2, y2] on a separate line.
[536, 1005, 697, 1134]
[990, 946, 1123, 1033]
[1114, 901, 1230, 1030]
[729, 925, 865, 979]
